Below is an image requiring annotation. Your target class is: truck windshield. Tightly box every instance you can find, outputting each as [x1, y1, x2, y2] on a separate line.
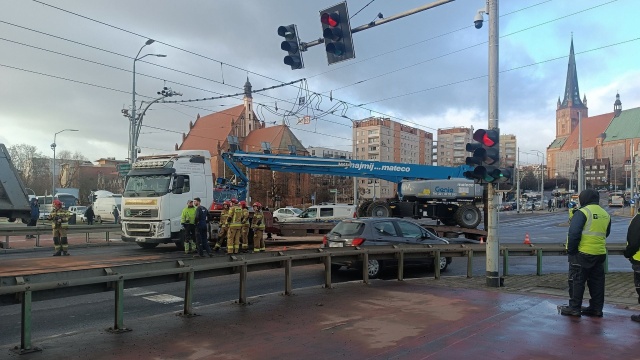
[124, 175, 171, 197]
[56, 194, 77, 208]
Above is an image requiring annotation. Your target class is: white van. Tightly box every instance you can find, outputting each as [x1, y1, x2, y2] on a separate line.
[93, 195, 122, 223]
[279, 204, 357, 223]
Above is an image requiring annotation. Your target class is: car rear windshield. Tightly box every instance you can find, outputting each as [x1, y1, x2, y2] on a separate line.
[331, 221, 365, 236]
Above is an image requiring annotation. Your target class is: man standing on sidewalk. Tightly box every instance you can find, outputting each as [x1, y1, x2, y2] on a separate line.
[193, 197, 213, 258]
[558, 189, 611, 317]
[624, 210, 640, 323]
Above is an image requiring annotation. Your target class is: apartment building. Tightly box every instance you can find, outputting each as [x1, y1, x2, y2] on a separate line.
[307, 146, 352, 159]
[500, 134, 517, 167]
[307, 146, 353, 203]
[352, 117, 433, 199]
[436, 127, 473, 166]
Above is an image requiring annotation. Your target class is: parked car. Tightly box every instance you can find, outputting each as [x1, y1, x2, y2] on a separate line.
[280, 204, 357, 223]
[68, 206, 87, 222]
[38, 211, 49, 220]
[272, 207, 302, 222]
[323, 217, 452, 278]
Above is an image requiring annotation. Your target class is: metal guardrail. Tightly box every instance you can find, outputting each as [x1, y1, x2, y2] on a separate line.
[0, 224, 121, 249]
[0, 242, 628, 354]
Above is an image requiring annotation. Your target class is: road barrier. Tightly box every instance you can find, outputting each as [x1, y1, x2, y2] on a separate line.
[0, 224, 121, 249]
[0, 242, 628, 354]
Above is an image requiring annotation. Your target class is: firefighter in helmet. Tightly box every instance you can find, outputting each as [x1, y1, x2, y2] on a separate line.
[252, 202, 266, 252]
[214, 200, 232, 252]
[226, 200, 243, 254]
[47, 199, 72, 256]
[239, 201, 250, 253]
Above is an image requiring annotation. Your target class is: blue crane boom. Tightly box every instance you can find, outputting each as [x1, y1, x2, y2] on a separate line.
[222, 151, 473, 183]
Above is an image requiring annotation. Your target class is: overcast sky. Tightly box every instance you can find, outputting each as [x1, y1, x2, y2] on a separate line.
[1, 0, 639, 167]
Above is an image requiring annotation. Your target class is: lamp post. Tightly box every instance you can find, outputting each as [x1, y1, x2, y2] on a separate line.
[51, 129, 78, 197]
[130, 39, 166, 163]
[555, 172, 558, 189]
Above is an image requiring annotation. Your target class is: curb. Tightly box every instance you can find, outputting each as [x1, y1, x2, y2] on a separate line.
[0, 240, 132, 254]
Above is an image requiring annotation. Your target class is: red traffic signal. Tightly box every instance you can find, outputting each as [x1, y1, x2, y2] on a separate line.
[473, 129, 498, 147]
[321, 12, 340, 27]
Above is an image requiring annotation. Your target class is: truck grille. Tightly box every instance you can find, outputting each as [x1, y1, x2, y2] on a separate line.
[125, 208, 158, 218]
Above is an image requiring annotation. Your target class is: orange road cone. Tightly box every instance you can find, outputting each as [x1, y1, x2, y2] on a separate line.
[523, 233, 531, 245]
[479, 237, 485, 244]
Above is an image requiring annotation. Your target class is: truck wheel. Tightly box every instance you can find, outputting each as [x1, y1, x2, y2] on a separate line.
[454, 204, 482, 229]
[137, 243, 159, 249]
[357, 200, 372, 217]
[367, 201, 391, 217]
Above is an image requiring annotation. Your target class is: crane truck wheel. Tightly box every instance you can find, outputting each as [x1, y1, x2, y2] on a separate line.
[454, 204, 482, 229]
[367, 201, 392, 217]
[357, 200, 372, 217]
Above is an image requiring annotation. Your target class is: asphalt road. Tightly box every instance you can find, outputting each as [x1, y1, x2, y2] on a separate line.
[0, 207, 635, 349]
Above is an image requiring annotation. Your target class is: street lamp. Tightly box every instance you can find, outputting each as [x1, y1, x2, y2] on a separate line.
[555, 172, 558, 189]
[51, 129, 78, 197]
[531, 150, 544, 209]
[130, 39, 166, 163]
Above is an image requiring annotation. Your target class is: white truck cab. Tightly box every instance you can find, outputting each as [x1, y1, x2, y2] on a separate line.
[121, 151, 212, 249]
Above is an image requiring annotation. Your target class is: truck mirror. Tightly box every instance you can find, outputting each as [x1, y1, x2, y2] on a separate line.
[176, 176, 185, 189]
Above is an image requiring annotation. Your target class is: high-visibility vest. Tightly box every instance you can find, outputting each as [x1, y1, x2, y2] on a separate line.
[229, 206, 244, 228]
[220, 207, 230, 227]
[252, 210, 265, 230]
[629, 215, 640, 261]
[577, 204, 609, 255]
[181, 206, 196, 224]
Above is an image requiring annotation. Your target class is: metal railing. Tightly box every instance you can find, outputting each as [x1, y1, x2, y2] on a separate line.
[0, 242, 628, 354]
[0, 224, 121, 249]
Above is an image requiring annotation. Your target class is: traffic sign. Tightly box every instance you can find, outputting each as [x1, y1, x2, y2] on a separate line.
[117, 163, 131, 176]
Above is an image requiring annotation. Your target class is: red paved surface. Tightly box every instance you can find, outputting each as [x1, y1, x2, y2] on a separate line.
[4, 279, 638, 359]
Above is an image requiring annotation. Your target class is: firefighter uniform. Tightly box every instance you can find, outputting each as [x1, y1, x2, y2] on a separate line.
[180, 201, 197, 254]
[215, 205, 231, 251]
[252, 209, 266, 252]
[240, 207, 250, 252]
[227, 205, 244, 254]
[48, 207, 71, 256]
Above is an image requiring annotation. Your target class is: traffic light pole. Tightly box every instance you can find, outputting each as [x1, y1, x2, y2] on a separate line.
[486, 0, 500, 288]
[300, 0, 455, 51]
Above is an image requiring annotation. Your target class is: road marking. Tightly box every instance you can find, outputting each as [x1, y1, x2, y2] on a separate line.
[124, 287, 157, 297]
[143, 294, 183, 304]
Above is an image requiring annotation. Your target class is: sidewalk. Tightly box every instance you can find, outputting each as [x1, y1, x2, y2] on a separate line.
[4, 274, 638, 359]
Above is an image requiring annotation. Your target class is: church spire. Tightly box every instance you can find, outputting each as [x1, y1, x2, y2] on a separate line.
[559, 37, 586, 109]
[244, 77, 252, 99]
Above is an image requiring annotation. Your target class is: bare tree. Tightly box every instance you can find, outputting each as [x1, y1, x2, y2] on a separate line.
[57, 150, 88, 188]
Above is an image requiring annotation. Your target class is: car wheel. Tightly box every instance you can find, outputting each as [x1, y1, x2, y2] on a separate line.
[137, 243, 159, 249]
[435, 256, 449, 272]
[367, 259, 383, 279]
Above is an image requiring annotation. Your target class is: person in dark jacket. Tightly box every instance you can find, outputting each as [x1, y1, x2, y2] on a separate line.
[193, 197, 213, 257]
[624, 210, 640, 323]
[558, 189, 611, 317]
[85, 205, 95, 225]
[26, 198, 39, 238]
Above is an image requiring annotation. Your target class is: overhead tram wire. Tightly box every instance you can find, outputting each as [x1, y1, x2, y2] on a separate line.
[320, 0, 619, 94]
[22, 0, 548, 134]
[16, 0, 614, 135]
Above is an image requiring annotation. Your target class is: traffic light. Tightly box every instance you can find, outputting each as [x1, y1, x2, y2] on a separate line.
[277, 24, 304, 70]
[320, 2, 355, 65]
[463, 129, 510, 183]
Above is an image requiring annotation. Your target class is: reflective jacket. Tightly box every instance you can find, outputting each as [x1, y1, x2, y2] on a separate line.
[228, 206, 244, 228]
[219, 207, 231, 228]
[252, 210, 265, 230]
[624, 214, 640, 263]
[181, 206, 196, 225]
[567, 204, 610, 255]
[48, 208, 71, 229]
[241, 208, 250, 227]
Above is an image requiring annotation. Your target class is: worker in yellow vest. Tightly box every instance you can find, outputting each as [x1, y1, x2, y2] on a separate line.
[226, 200, 244, 254]
[558, 189, 611, 317]
[239, 201, 250, 253]
[624, 209, 640, 323]
[252, 202, 266, 252]
[214, 200, 231, 252]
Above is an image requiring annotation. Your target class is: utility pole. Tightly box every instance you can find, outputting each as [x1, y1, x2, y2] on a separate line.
[632, 144, 636, 215]
[485, 0, 500, 288]
[578, 112, 584, 193]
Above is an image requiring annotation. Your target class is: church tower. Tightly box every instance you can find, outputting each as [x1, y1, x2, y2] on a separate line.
[555, 37, 588, 139]
[242, 77, 256, 137]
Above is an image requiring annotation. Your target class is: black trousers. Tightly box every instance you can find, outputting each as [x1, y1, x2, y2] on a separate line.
[197, 226, 212, 255]
[632, 263, 640, 304]
[568, 253, 606, 310]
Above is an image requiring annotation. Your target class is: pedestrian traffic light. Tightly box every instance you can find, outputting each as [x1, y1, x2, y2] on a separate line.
[320, 2, 355, 65]
[463, 129, 504, 183]
[277, 24, 304, 70]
